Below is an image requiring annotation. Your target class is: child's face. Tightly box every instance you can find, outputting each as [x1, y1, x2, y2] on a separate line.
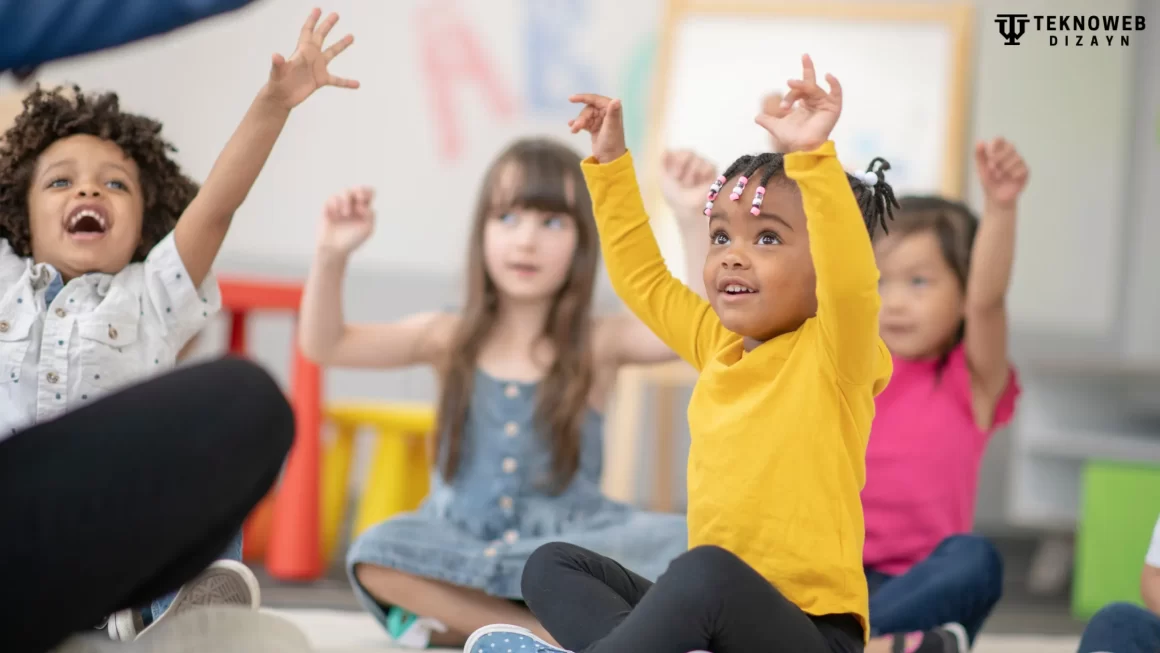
[482, 166, 579, 304]
[875, 229, 965, 359]
[703, 180, 817, 343]
[26, 134, 144, 280]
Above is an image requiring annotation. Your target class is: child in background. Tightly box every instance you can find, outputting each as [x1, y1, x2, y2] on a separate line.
[0, 7, 358, 642]
[1075, 511, 1160, 653]
[470, 54, 896, 653]
[861, 139, 1028, 653]
[299, 138, 701, 648]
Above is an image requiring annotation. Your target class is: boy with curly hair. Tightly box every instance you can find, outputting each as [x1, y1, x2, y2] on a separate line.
[0, 7, 358, 643]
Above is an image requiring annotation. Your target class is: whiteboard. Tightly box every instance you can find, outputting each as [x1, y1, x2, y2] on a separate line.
[648, 2, 973, 200]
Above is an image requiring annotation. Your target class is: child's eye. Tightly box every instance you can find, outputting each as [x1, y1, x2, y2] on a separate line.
[757, 232, 782, 246]
[711, 231, 729, 246]
[544, 215, 565, 229]
[47, 178, 70, 189]
[909, 276, 928, 287]
[498, 212, 518, 224]
[106, 180, 128, 191]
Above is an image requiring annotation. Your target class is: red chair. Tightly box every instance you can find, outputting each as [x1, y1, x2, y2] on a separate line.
[219, 276, 323, 581]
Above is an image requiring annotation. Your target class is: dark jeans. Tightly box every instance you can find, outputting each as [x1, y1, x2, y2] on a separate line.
[0, 357, 294, 653]
[522, 542, 863, 653]
[865, 534, 1003, 643]
[1077, 602, 1160, 653]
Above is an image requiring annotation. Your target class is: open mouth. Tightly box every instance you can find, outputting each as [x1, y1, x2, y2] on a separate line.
[64, 205, 110, 239]
[722, 284, 756, 295]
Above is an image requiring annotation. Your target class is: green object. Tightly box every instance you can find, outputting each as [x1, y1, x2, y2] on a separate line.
[620, 32, 657, 155]
[1073, 460, 1160, 619]
[385, 606, 418, 641]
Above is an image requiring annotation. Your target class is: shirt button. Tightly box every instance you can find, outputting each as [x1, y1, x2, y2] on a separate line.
[504, 422, 519, 437]
[483, 546, 497, 558]
[46, 371, 59, 384]
[502, 457, 517, 474]
[504, 384, 519, 398]
[499, 496, 513, 510]
[503, 530, 519, 544]
[0, 320, 8, 333]
[108, 326, 118, 340]
[54, 308, 66, 318]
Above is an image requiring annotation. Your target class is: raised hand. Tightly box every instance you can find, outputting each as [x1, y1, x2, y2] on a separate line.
[568, 94, 627, 164]
[661, 150, 718, 223]
[975, 138, 1029, 207]
[266, 8, 359, 110]
[318, 186, 375, 255]
[754, 54, 842, 154]
[760, 92, 788, 153]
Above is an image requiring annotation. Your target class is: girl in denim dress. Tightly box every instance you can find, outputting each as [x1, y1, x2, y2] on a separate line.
[300, 139, 715, 648]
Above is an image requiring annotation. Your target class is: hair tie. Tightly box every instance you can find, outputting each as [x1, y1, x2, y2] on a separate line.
[858, 170, 878, 189]
[729, 175, 749, 201]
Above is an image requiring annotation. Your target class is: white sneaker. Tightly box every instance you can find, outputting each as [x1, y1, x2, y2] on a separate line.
[109, 560, 261, 642]
[384, 606, 448, 649]
[54, 606, 311, 652]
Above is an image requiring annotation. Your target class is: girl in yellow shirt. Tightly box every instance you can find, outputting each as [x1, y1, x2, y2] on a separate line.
[465, 55, 896, 653]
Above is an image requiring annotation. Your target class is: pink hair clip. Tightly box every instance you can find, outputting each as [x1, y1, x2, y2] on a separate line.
[706, 175, 726, 201]
[729, 176, 748, 201]
[749, 186, 766, 216]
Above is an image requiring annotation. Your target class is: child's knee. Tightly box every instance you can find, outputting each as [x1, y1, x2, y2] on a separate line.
[522, 542, 584, 602]
[665, 545, 747, 599]
[353, 563, 410, 603]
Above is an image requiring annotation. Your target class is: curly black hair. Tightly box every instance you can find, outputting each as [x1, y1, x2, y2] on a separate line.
[0, 84, 198, 261]
[707, 152, 899, 238]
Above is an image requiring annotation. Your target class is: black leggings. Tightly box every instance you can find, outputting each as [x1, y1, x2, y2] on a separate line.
[522, 543, 864, 653]
[0, 357, 294, 653]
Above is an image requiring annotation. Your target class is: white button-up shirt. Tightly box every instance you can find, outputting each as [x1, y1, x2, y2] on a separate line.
[0, 232, 221, 441]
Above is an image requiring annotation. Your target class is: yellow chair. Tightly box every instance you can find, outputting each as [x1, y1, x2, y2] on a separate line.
[321, 402, 435, 563]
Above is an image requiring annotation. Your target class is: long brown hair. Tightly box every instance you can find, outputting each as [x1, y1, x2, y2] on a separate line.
[435, 138, 598, 492]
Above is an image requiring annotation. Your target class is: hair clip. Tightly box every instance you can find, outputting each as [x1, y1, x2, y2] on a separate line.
[749, 186, 766, 215]
[706, 175, 726, 201]
[729, 175, 749, 201]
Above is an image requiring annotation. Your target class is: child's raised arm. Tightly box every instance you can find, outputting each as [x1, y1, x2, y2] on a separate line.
[173, 8, 359, 288]
[299, 187, 455, 369]
[965, 138, 1027, 426]
[568, 95, 728, 370]
[757, 55, 886, 385]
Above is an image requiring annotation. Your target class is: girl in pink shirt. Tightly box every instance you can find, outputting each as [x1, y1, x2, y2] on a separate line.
[861, 139, 1028, 653]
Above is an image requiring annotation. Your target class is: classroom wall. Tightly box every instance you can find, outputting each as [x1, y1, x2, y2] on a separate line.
[1, 0, 1155, 528]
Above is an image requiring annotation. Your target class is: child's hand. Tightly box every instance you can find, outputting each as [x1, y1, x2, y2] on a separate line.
[661, 150, 718, 223]
[568, 94, 627, 164]
[318, 187, 375, 255]
[264, 8, 359, 111]
[975, 138, 1029, 207]
[754, 54, 842, 153]
[760, 92, 788, 152]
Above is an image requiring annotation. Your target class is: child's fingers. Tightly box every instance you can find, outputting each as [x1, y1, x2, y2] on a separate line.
[675, 152, 696, 182]
[325, 196, 341, 220]
[696, 159, 716, 184]
[328, 75, 360, 89]
[824, 73, 842, 104]
[780, 87, 805, 109]
[761, 92, 784, 116]
[800, 54, 817, 87]
[324, 34, 354, 62]
[568, 93, 613, 109]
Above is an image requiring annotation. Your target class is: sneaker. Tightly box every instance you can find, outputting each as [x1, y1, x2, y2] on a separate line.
[891, 623, 968, 653]
[385, 606, 449, 648]
[53, 606, 311, 652]
[126, 560, 260, 641]
[463, 624, 571, 653]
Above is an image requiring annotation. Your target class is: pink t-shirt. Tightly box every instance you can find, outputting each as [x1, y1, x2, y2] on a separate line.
[861, 343, 1020, 575]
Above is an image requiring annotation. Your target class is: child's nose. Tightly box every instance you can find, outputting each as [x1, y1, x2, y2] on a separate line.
[75, 182, 102, 197]
[721, 247, 750, 269]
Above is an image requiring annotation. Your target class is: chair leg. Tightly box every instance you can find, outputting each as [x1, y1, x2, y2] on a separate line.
[321, 423, 356, 564]
[404, 433, 430, 510]
[354, 430, 408, 539]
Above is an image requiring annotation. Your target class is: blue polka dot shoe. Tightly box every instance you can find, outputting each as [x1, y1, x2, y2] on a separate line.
[463, 624, 572, 653]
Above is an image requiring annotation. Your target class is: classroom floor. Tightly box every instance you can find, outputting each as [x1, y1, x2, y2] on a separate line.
[255, 537, 1089, 652]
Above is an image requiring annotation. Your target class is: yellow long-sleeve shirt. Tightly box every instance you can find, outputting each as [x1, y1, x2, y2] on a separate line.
[583, 142, 891, 635]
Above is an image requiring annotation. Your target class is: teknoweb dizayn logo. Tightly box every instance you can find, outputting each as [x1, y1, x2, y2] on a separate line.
[995, 13, 1145, 46]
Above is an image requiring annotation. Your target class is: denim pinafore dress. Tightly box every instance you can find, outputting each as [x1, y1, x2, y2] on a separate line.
[346, 370, 687, 623]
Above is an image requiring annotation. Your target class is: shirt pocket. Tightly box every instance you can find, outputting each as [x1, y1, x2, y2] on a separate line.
[0, 309, 35, 385]
[77, 312, 141, 391]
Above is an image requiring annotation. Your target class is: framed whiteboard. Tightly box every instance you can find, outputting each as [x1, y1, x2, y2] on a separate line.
[645, 0, 974, 205]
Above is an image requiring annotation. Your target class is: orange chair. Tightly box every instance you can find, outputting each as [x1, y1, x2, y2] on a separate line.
[219, 277, 323, 581]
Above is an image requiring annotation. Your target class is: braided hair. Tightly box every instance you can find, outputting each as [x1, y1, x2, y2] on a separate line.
[703, 152, 899, 238]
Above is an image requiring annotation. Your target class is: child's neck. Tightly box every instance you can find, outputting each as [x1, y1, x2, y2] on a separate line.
[491, 297, 552, 348]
